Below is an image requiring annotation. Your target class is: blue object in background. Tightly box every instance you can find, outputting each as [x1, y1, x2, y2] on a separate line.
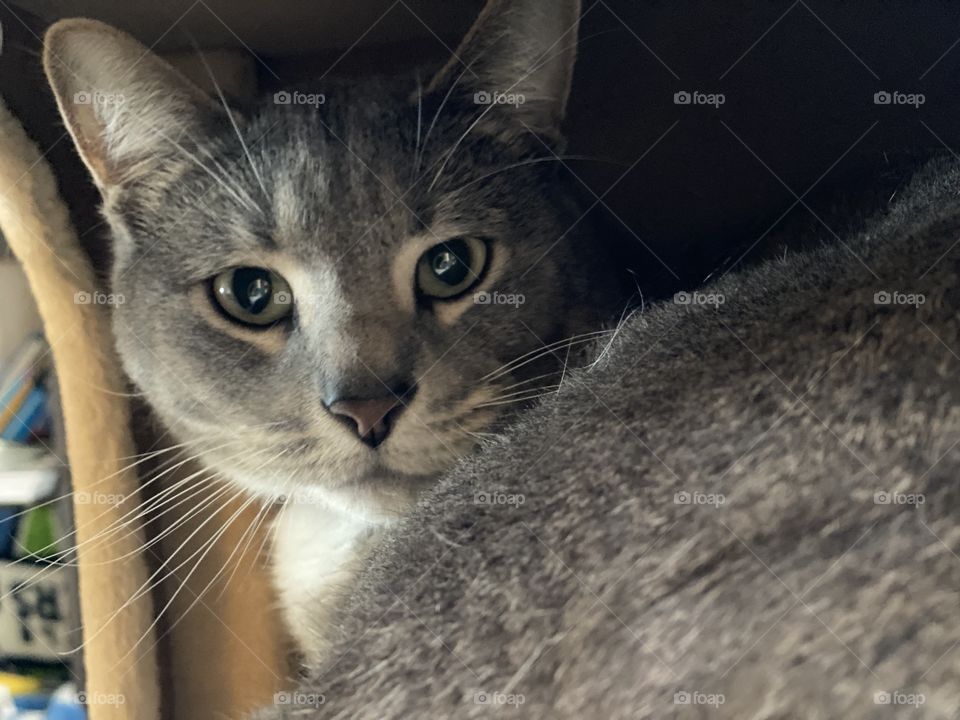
[0, 506, 16, 559]
[46, 701, 85, 720]
[0, 387, 47, 443]
[46, 684, 85, 720]
[11, 693, 46, 712]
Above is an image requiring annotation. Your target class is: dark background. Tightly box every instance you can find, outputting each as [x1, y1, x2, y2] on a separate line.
[567, 1, 960, 297]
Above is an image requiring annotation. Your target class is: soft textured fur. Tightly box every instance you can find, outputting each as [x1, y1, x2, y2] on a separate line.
[254, 154, 960, 719]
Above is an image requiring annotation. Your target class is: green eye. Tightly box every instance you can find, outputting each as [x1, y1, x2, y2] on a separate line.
[416, 237, 488, 300]
[210, 267, 293, 326]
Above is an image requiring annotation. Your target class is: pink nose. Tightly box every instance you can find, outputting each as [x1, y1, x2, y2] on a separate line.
[327, 396, 405, 447]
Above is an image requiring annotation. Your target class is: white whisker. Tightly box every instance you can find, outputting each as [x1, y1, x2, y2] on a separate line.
[474, 386, 561, 409]
[153, 127, 260, 214]
[483, 330, 612, 383]
[103, 486, 258, 668]
[192, 43, 269, 202]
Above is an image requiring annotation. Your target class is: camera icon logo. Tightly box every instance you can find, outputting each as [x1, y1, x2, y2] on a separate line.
[273, 91, 292, 105]
[73, 91, 92, 105]
[873, 291, 891, 305]
[673, 91, 692, 105]
[474, 91, 493, 105]
[74, 291, 92, 304]
[873, 91, 892, 105]
[674, 491, 691, 505]
[674, 691, 692, 704]
[274, 291, 292, 305]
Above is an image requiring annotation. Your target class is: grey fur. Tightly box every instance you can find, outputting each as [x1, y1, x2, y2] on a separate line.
[255, 154, 960, 719]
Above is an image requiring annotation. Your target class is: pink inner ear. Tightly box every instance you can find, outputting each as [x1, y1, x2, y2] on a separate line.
[43, 19, 228, 192]
[67, 101, 115, 186]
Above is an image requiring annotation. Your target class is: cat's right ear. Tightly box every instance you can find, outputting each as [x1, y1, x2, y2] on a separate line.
[43, 19, 224, 192]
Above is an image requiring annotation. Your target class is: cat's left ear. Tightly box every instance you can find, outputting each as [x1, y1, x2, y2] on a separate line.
[44, 18, 226, 193]
[425, 0, 581, 140]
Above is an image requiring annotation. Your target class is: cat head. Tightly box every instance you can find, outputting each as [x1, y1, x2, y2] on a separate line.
[44, 0, 621, 515]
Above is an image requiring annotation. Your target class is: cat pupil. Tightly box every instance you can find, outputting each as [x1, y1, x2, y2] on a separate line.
[233, 268, 272, 313]
[432, 251, 458, 276]
[429, 239, 471, 286]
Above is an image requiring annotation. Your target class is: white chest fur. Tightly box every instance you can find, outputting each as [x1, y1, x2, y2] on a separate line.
[270, 501, 380, 658]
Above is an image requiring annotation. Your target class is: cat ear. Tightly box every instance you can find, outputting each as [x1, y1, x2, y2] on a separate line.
[426, 0, 581, 139]
[43, 19, 225, 191]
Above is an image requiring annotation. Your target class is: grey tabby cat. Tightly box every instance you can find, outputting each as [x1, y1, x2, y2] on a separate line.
[43, 0, 623, 658]
[45, 1, 960, 719]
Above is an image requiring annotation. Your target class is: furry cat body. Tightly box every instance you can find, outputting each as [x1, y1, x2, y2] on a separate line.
[255, 154, 960, 719]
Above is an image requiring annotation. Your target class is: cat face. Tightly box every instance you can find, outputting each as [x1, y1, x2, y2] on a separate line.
[45, 0, 619, 514]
